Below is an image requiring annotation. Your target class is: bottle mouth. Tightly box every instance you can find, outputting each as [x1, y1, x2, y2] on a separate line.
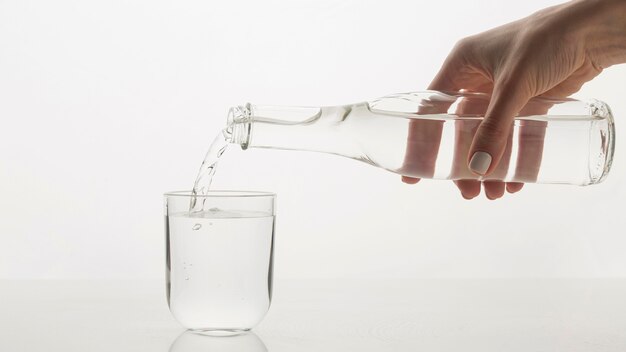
[226, 103, 252, 149]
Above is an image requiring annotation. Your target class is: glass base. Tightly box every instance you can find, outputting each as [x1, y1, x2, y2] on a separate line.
[189, 328, 250, 337]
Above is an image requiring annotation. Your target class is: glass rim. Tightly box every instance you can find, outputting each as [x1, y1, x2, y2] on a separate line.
[164, 190, 276, 198]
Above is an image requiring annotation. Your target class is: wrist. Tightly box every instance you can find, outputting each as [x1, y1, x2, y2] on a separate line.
[577, 0, 626, 68]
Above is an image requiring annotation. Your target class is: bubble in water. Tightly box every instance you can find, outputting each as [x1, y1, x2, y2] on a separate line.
[185, 277, 190, 281]
[192, 223, 202, 230]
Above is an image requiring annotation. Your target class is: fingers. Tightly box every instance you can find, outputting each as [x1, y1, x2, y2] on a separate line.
[483, 181, 506, 200]
[449, 92, 514, 200]
[506, 182, 524, 193]
[448, 98, 484, 198]
[401, 118, 445, 179]
[456, 181, 521, 200]
[483, 121, 514, 181]
[450, 117, 482, 200]
[468, 79, 531, 177]
[454, 180, 481, 199]
[514, 113, 547, 183]
[402, 176, 420, 184]
[449, 117, 482, 180]
[401, 59, 460, 183]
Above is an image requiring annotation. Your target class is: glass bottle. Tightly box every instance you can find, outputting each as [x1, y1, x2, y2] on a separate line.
[227, 91, 615, 185]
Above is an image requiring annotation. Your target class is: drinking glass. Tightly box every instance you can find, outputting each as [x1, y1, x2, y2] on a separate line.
[164, 191, 276, 336]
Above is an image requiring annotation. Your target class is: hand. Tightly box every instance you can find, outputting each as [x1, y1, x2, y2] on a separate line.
[403, 0, 626, 199]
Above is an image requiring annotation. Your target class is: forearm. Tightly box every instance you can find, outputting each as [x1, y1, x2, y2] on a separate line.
[523, 0, 626, 69]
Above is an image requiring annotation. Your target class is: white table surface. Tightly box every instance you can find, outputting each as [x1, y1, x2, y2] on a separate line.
[1, 279, 626, 351]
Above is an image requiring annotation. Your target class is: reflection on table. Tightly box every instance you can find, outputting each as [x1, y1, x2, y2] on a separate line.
[169, 330, 268, 352]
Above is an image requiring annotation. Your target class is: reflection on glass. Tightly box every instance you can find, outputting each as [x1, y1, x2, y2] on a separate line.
[169, 330, 268, 352]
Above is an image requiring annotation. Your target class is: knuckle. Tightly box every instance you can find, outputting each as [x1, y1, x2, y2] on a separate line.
[453, 36, 474, 53]
[450, 36, 476, 61]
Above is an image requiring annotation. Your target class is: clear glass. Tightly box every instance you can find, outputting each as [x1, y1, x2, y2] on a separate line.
[164, 191, 276, 336]
[228, 91, 615, 185]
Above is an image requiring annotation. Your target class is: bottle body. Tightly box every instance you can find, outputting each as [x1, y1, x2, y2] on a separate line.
[228, 91, 615, 185]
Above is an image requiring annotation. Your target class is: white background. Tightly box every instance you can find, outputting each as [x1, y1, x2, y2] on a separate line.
[0, 0, 624, 280]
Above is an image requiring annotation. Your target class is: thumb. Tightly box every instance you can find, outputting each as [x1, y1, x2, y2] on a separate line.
[468, 79, 531, 176]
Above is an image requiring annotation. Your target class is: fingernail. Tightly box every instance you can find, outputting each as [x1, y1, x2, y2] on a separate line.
[469, 151, 492, 175]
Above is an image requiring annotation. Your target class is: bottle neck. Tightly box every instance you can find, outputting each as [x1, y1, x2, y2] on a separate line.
[227, 103, 362, 157]
[227, 103, 253, 149]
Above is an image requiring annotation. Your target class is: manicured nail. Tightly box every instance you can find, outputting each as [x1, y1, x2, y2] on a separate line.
[469, 151, 492, 175]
